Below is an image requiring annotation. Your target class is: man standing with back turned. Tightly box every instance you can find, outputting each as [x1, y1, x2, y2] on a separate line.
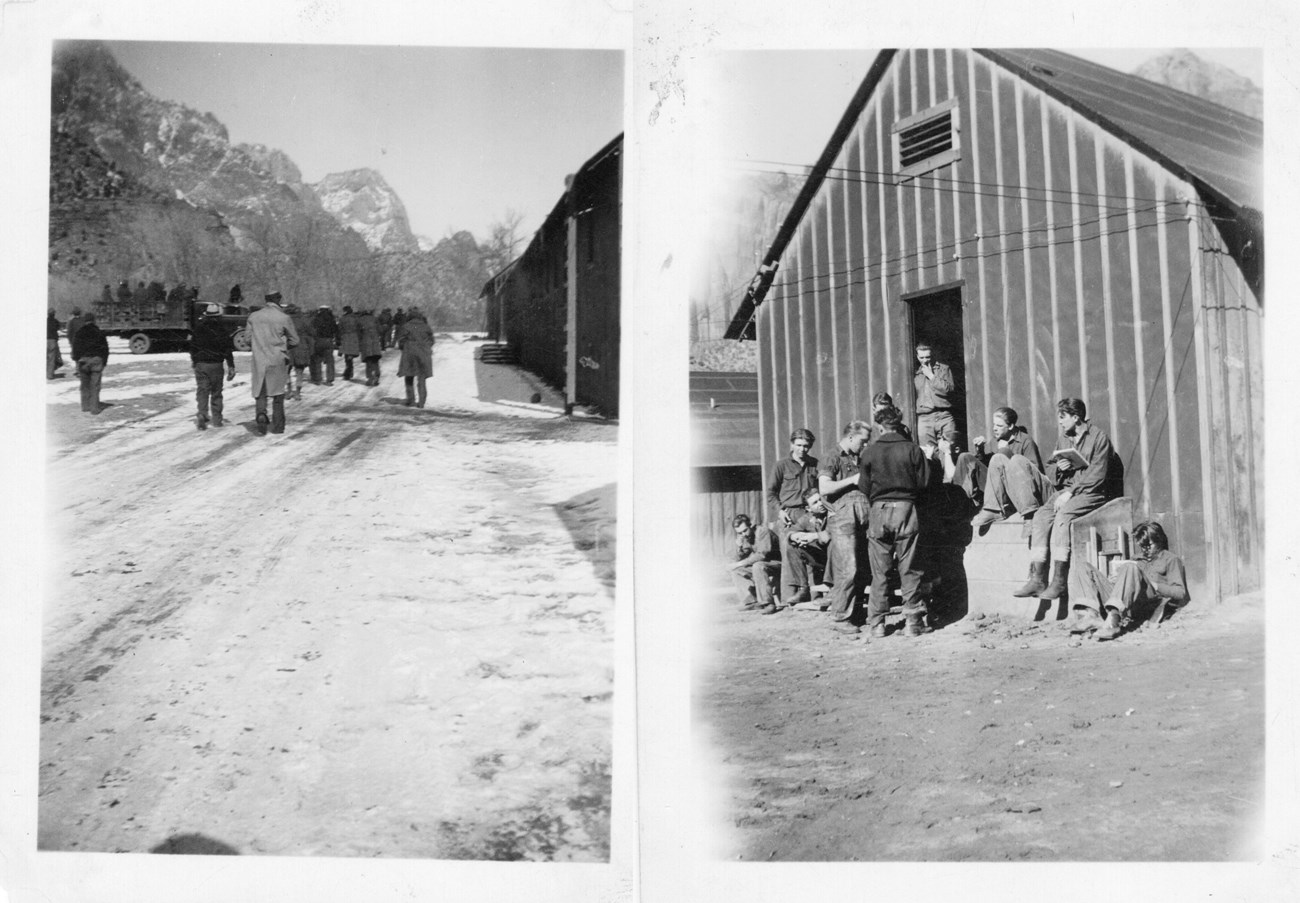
[189, 305, 235, 430]
[859, 405, 930, 638]
[247, 291, 299, 436]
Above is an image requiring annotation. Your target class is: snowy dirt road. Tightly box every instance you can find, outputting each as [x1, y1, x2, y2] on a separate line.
[40, 337, 616, 860]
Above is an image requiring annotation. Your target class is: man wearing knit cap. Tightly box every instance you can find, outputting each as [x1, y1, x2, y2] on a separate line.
[246, 291, 299, 435]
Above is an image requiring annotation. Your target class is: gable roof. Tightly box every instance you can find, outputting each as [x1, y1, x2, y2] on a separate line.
[725, 48, 1263, 340]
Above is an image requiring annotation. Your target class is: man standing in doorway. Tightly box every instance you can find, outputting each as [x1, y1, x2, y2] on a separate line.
[247, 291, 299, 436]
[914, 342, 957, 447]
[859, 404, 930, 638]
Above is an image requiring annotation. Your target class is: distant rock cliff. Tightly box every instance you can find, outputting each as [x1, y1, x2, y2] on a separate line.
[1133, 49, 1262, 119]
[314, 168, 419, 253]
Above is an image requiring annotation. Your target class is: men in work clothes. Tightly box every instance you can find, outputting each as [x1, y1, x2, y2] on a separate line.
[397, 309, 435, 407]
[914, 342, 958, 447]
[728, 514, 782, 612]
[189, 305, 235, 430]
[358, 309, 383, 386]
[337, 305, 360, 381]
[378, 308, 393, 350]
[310, 305, 338, 385]
[246, 291, 299, 435]
[66, 306, 87, 348]
[969, 406, 1048, 527]
[1014, 397, 1116, 601]
[858, 404, 930, 638]
[775, 489, 830, 615]
[71, 312, 109, 413]
[816, 420, 873, 632]
[765, 428, 819, 605]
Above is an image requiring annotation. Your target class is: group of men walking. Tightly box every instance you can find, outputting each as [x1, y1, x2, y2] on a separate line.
[191, 293, 438, 435]
[48, 292, 437, 435]
[730, 342, 1190, 642]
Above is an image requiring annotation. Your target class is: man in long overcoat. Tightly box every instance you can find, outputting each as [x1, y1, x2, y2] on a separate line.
[396, 310, 434, 407]
[247, 291, 299, 435]
[358, 310, 383, 386]
[337, 305, 361, 380]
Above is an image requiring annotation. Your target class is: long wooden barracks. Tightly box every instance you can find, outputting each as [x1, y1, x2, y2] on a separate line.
[482, 133, 623, 417]
[724, 49, 1262, 602]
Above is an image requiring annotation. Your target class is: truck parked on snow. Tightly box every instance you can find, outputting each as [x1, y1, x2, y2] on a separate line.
[91, 284, 253, 354]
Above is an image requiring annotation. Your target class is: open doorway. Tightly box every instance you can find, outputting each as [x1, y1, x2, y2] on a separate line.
[905, 284, 967, 441]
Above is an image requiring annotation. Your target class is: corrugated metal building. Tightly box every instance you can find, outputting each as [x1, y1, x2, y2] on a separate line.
[691, 370, 764, 560]
[483, 133, 623, 416]
[725, 49, 1262, 602]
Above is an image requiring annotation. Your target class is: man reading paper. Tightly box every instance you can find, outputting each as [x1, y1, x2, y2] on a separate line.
[1013, 398, 1117, 601]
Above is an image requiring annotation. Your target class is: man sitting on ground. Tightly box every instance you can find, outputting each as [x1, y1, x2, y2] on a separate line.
[728, 515, 782, 613]
[1071, 521, 1189, 641]
[970, 406, 1047, 527]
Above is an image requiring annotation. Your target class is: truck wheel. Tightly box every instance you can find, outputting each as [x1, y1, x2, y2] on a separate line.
[231, 328, 252, 352]
[128, 333, 152, 355]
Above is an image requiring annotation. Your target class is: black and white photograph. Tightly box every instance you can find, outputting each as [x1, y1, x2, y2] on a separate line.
[684, 43, 1278, 866]
[2, 2, 628, 898]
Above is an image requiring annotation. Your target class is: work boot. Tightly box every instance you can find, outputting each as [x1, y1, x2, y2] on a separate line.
[1066, 607, 1102, 634]
[870, 623, 888, 638]
[971, 508, 1005, 528]
[758, 603, 781, 615]
[902, 617, 930, 637]
[1042, 561, 1071, 600]
[1012, 561, 1049, 597]
[1095, 609, 1123, 641]
[212, 415, 224, 427]
[255, 412, 269, 436]
[196, 415, 208, 431]
[787, 587, 812, 606]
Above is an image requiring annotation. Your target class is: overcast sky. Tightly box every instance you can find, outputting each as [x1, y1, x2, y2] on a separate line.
[104, 41, 624, 243]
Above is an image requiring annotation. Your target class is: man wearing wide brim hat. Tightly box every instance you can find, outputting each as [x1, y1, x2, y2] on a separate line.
[246, 291, 300, 435]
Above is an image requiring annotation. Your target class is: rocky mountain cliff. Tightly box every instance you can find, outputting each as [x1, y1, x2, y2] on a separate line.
[46, 40, 489, 324]
[315, 169, 419, 253]
[1133, 49, 1262, 119]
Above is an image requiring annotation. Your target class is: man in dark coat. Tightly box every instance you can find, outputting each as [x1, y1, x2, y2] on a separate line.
[71, 312, 110, 413]
[310, 305, 338, 385]
[46, 309, 63, 379]
[396, 310, 434, 406]
[188, 305, 235, 429]
[337, 305, 360, 380]
[859, 404, 930, 637]
[287, 304, 315, 399]
[66, 307, 88, 349]
[358, 310, 383, 386]
[377, 308, 393, 350]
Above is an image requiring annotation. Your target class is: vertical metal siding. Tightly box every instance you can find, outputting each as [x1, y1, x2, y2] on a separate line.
[757, 48, 1262, 601]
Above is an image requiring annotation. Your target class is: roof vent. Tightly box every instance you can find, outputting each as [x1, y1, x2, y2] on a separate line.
[1031, 64, 1057, 77]
[892, 98, 961, 182]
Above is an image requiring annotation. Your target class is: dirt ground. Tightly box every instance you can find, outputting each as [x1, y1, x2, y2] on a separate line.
[39, 336, 616, 860]
[696, 575, 1264, 861]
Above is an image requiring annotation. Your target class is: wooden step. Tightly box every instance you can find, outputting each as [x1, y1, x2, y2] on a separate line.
[963, 516, 1067, 622]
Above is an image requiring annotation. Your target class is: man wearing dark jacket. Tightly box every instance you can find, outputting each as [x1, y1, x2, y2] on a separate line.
[969, 405, 1048, 526]
[858, 405, 930, 637]
[189, 307, 236, 430]
[71, 312, 110, 414]
[310, 305, 338, 385]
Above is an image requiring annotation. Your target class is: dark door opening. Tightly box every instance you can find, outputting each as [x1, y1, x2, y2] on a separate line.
[906, 285, 967, 442]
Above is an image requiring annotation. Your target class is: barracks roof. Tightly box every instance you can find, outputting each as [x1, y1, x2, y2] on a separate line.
[724, 48, 1263, 340]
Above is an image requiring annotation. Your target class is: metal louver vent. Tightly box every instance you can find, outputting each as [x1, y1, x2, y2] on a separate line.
[898, 111, 953, 168]
[892, 98, 961, 181]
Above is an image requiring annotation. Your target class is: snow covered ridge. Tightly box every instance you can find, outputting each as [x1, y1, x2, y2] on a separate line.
[314, 169, 419, 253]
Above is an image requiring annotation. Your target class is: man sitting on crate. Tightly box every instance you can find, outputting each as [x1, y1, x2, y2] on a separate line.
[773, 489, 830, 615]
[968, 405, 1048, 527]
[1013, 398, 1116, 601]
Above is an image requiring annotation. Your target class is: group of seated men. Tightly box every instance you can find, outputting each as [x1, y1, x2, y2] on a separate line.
[728, 345, 1189, 641]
